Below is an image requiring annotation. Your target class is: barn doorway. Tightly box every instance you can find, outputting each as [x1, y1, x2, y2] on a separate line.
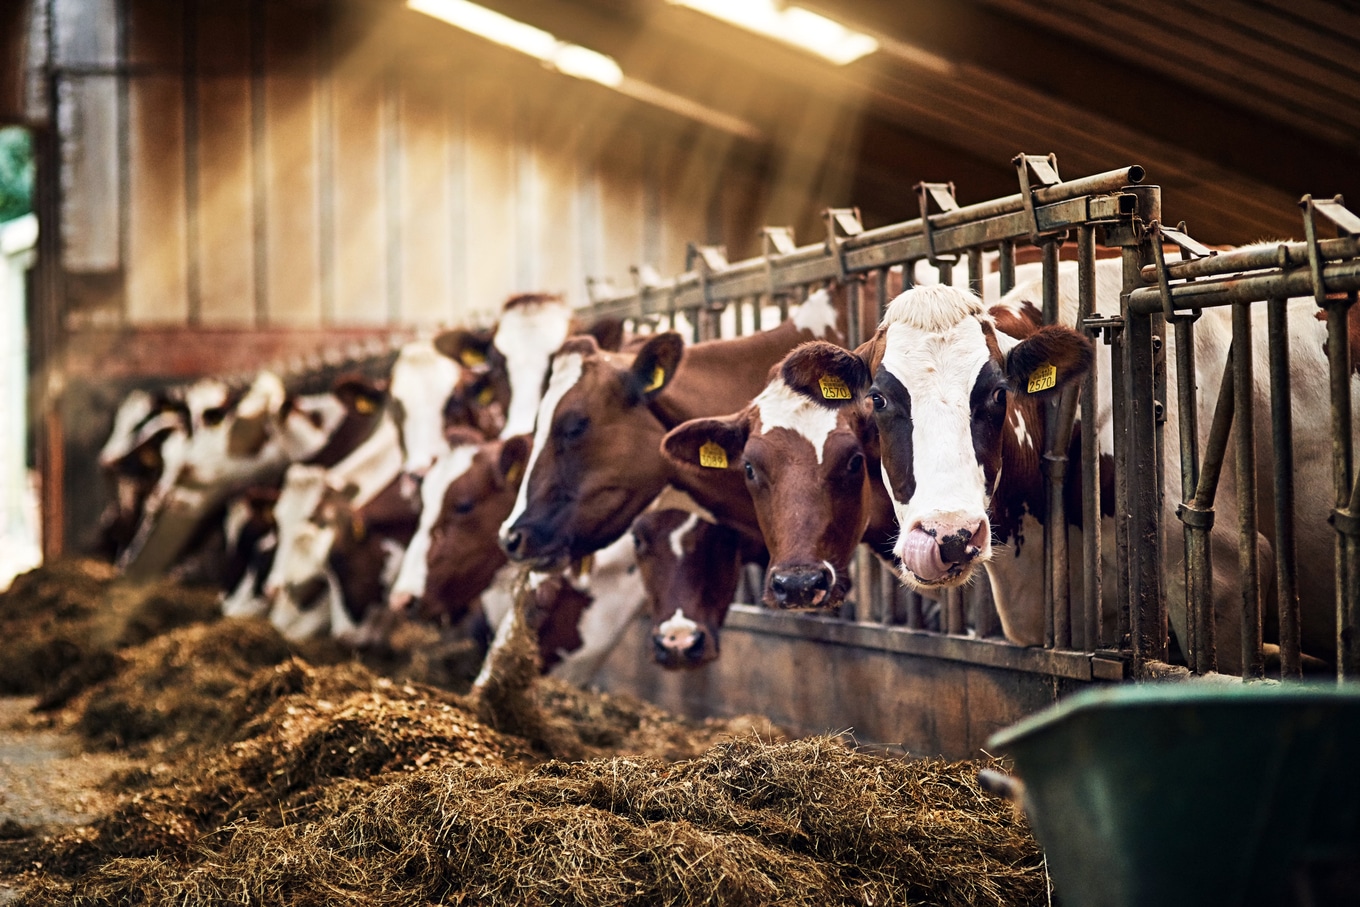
[0, 124, 38, 590]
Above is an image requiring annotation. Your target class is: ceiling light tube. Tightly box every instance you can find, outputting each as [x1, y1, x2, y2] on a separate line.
[667, 0, 879, 66]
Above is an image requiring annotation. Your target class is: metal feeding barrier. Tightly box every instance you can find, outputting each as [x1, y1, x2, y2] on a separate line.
[580, 152, 1360, 685]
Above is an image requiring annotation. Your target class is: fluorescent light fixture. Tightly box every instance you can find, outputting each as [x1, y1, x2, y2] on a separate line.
[407, 0, 763, 140]
[668, 0, 879, 66]
[408, 0, 557, 60]
[552, 44, 624, 88]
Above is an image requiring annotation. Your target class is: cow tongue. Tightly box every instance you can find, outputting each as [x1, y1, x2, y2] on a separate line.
[900, 528, 951, 582]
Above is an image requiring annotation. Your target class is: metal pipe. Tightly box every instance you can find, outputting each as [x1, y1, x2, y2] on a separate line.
[1077, 226, 1102, 651]
[1128, 259, 1360, 316]
[1325, 293, 1357, 679]
[1233, 302, 1264, 679]
[999, 239, 1016, 297]
[968, 247, 983, 297]
[1268, 296, 1302, 678]
[1138, 235, 1358, 284]
[946, 587, 965, 636]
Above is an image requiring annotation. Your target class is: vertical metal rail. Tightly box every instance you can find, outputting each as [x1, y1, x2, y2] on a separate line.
[1125, 232, 1167, 674]
[1268, 291, 1302, 678]
[998, 240, 1016, 296]
[1232, 300, 1264, 679]
[1039, 239, 1070, 649]
[1304, 195, 1360, 679]
[1076, 226, 1102, 651]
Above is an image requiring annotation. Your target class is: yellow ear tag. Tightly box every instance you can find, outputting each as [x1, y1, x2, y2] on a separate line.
[351, 515, 366, 542]
[354, 396, 376, 414]
[699, 440, 728, 469]
[505, 462, 523, 485]
[1027, 362, 1058, 394]
[573, 553, 594, 577]
[476, 386, 495, 406]
[460, 349, 487, 367]
[819, 374, 851, 400]
[643, 365, 665, 394]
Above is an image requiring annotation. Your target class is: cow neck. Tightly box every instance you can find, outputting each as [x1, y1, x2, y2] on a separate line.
[326, 409, 404, 511]
[987, 389, 1049, 548]
[307, 402, 384, 469]
[646, 321, 808, 429]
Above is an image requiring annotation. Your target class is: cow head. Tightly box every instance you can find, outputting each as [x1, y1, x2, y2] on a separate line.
[500, 332, 684, 568]
[632, 508, 742, 668]
[389, 337, 467, 477]
[662, 342, 875, 610]
[389, 431, 530, 622]
[864, 284, 1092, 594]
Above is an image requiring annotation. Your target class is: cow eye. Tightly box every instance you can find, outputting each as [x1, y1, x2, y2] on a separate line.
[846, 452, 864, 474]
[990, 386, 1007, 408]
[869, 391, 887, 412]
[559, 413, 590, 441]
[454, 499, 475, 515]
[743, 461, 756, 481]
[202, 406, 230, 426]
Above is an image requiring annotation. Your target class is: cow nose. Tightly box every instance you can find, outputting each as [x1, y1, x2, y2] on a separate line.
[937, 527, 976, 565]
[502, 528, 526, 559]
[768, 566, 832, 609]
[389, 591, 414, 613]
[651, 628, 707, 665]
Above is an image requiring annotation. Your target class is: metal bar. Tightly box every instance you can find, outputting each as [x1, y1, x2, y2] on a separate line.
[998, 239, 1016, 296]
[582, 192, 1138, 319]
[967, 247, 983, 297]
[1126, 246, 1167, 674]
[906, 589, 923, 630]
[946, 587, 965, 636]
[1040, 239, 1060, 648]
[1268, 295, 1302, 678]
[1127, 259, 1360, 316]
[1233, 301, 1264, 679]
[1138, 235, 1359, 284]
[1326, 292, 1358, 679]
[1077, 226, 1102, 650]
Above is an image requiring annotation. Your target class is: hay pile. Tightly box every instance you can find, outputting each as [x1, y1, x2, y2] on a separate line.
[1, 566, 1047, 906]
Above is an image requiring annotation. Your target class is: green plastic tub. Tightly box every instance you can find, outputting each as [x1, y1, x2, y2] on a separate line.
[988, 683, 1360, 907]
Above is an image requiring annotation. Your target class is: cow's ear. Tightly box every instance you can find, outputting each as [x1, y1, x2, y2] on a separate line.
[497, 433, 532, 489]
[583, 316, 626, 352]
[1004, 325, 1094, 398]
[434, 327, 497, 369]
[780, 340, 871, 409]
[333, 375, 386, 414]
[662, 416, 748, 473]
[630, 332, 684, 401]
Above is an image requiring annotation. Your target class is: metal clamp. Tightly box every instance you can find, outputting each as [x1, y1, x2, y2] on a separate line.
[822, 207, 863, 283]
[915, 181, 962, 267]
[1301, 194, 1360, 310]
[1013, 153, 1063, 242]
[761, 226, 797, 299]
[1176, 501, 1215, 530]
[1330, 507, 1360, 537]
[687, 243, 729, 311]
[1082, 313, 1124, 345]
[1149, 220, 1213, 324]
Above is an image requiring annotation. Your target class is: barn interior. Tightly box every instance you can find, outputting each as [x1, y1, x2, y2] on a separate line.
[1, 0, 1359, 746]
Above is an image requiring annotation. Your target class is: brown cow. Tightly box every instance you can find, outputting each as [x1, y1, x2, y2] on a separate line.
[662, 341, 897, 611]
[500, 286, 847, 568]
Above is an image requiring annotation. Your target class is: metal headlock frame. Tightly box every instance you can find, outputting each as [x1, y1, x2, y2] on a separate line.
[580, 154, 1360, 684]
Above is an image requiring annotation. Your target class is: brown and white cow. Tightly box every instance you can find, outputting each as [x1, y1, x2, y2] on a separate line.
[499, 287, 846, 567]
[831, 261, 1345, 674]
[661, 341, 897, 612]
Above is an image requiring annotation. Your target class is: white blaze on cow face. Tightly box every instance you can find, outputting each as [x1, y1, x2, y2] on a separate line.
[667, 511, 702, 561]
[99, 390, 156, 467]
[493, 300, 574, 438]
[262, 464, 329, 597]
[876, 286, 997, 585]
[500, 351, 584, 543]
[790, 288, 840, 340]
[389, 339, 463, 475]
[751, 379, 840, 465]
[388, 442, 479, 608]
[657, 607, 701, 654]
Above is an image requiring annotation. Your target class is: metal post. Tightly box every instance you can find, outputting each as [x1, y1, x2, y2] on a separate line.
[1268, 295, 1302, 678]
[1232, 301, 1264, 679]
[1077, 226, 1103, 651]
[999, 239, 1016, 297]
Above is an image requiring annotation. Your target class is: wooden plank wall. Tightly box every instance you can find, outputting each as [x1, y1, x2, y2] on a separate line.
[48, 0, 783, 347]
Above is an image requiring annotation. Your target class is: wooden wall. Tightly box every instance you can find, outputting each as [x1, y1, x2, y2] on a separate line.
[43, 0, 780, 353]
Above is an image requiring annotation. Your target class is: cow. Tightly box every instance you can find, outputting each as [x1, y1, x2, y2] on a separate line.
[660, 341, 897, 613]
[388, 334, 478, 479]
[438, 294, 628, 442]
[499, 286, 847, 569]
[814, 261, 1345, 675]
[261, 379, 409, 640]
[93, 389, 190, 561]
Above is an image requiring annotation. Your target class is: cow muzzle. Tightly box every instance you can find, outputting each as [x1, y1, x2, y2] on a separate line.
[500, 518, 566, 568]
[766, 564, 834, 610]
[898, 519, 989, 586]
[652, 609, 713, 668]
